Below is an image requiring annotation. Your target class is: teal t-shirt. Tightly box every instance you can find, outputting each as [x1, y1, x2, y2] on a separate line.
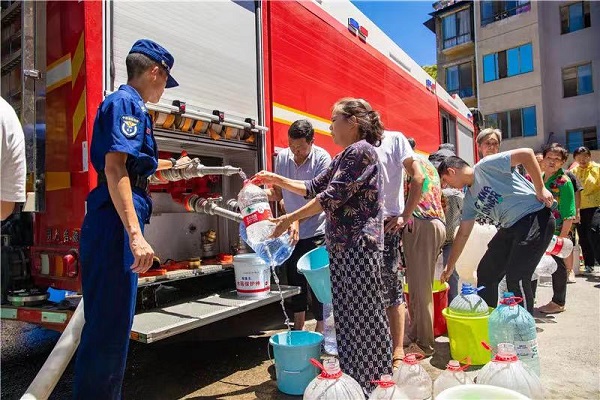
[462, 152, 545, 228]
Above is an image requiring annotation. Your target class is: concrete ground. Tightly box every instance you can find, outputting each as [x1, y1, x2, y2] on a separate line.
[2, 274, 599, 399]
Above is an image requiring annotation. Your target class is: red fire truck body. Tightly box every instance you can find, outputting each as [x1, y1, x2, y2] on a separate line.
[0, 0, 474, 341]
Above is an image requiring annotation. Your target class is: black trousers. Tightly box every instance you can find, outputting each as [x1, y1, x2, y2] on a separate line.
[577, 207, 600, 267]
[284, 235, 325, 321]
[477, 208, 555, 314]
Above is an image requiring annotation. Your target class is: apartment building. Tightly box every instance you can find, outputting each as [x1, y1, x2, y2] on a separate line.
[424, 1, 477, 109]
[427, 0, 599, 154]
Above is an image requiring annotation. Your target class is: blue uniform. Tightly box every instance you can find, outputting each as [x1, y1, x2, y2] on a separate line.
[73, 84, 157, 400]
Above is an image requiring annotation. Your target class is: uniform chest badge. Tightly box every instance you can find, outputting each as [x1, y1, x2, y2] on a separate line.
[121, 115, 140, 138]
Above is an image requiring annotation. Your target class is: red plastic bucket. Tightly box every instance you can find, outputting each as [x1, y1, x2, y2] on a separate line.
[404, 280, 449, 337]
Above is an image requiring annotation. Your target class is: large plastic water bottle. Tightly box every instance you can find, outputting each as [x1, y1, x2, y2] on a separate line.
[237, 182, 294, 265]
[546, 235, 573, 258]
[322, 302, 338, 356]
[369, 375, 409, 399]
[392, 354, 432, 400]
[476, 343, 544, 400]
[448, 283, 489, 316]
[303, 357, 365, 399]
[489, 293, 540, 376]
[433, 360, 473, 398]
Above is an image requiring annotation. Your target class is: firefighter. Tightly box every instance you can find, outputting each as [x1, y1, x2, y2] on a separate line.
[73, 39, 184, 399]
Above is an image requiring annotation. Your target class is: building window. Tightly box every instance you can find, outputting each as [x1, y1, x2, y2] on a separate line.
[445, 62, 474, 98]
[563, 63, 593, 97]
[482, 43, 533, 82]
[485, 106, 537, 138]
[481, 1, 531, 26]
[442, 9, 472, 49]
[567, 127, 598, 151]
[561, 1, 591, 34]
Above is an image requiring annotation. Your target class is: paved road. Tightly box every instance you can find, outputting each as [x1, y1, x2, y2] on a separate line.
[2, 275, 599, 399]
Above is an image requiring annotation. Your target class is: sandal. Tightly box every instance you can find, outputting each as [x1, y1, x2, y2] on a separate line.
[392, 355, 405, 369]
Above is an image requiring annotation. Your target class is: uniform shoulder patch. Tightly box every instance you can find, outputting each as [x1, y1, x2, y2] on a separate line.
[120, 115, 140, 138]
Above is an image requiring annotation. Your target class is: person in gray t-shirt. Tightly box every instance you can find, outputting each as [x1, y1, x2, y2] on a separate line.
[437, 150, 555, 314]
[265, 120, 331, 332]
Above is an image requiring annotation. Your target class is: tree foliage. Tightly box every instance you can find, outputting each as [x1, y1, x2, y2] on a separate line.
[422, 64, 438, 80]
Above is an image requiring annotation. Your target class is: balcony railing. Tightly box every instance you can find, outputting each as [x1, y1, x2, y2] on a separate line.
[448, 87, 474, 98]
[481, 2, 531, 26]
[443, 32, 472, 49]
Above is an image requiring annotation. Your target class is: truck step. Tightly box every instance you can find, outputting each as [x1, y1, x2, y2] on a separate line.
[130, 285, 300, 343]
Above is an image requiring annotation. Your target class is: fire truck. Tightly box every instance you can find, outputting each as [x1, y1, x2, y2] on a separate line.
[1, 0, 475, 343]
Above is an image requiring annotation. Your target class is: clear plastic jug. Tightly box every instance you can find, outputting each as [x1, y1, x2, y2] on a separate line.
[369, 375, 409, 399]
[448, 283, 489, 316]
[303, 357, 365, 399]
[433, 359, 473, 399]
[489, 293, 540, 376]
[546, 235, 573, 258]
[476, 343, 544, 400]
[392, 354, 432, 400]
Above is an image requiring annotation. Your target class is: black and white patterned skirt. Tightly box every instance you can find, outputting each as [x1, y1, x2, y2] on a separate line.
[329, 240, 393, 394]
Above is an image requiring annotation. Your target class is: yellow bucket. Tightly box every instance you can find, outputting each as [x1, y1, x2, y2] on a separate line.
[442, 307, 493, 365]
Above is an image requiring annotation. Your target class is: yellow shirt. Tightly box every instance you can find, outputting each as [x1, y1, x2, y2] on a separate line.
[572, 161, 600, 209]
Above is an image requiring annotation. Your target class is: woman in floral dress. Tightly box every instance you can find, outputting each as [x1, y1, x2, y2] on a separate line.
[254, 98, 392, 394]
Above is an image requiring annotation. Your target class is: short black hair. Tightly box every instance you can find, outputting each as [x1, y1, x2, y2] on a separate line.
[437, 155, 470, 176]
[543, 143, 568, 161]
[126, 52, 157, 81]
[288, 119, 314, 142]
[573, 146, 591, 158]
[407, 137, 416, 149]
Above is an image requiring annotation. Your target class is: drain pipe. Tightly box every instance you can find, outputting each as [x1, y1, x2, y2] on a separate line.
[21, 300, 86, 400]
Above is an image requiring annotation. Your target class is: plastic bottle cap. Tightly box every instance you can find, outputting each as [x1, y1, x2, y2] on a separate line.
[315, 357, 343, 379]
[447, 360, 462, 371]
[503, 291, 515, 298]
[402, 353, 423, 365]
[372, 375, 396, 388]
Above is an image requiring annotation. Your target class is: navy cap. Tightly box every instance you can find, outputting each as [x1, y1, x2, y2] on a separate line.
[129, 39, 178, 88]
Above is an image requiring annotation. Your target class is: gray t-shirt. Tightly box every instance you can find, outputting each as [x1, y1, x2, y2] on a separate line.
[462, 152, 544, 228]
[275, 145, 331, 239]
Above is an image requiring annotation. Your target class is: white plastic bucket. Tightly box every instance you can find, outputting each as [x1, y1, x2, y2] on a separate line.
[233, 254, 271, 297]
[436, 384, 530, 400]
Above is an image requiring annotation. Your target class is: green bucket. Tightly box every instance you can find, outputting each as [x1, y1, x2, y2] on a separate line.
[442, 307, 493, 365]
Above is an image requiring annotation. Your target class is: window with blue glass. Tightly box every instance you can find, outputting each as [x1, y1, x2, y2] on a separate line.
[485, 106, 536, 138]
[567, 127, 598, 152]
[442, 9, 472, 49]
[482, 43, 533, 82]
[561, 2, 591, 34]
[563, 63, 594, 97]
[445, 62, 474, 98]
[481, 0, 531, 26]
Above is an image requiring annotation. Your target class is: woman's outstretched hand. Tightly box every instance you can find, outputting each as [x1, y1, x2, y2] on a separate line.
[251, 170, 280, 186]
[270, 216, 292, 239]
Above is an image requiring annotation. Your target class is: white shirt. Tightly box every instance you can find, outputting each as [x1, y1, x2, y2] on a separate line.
[1, 97, 26, 203]
[375, 130, 414, 217]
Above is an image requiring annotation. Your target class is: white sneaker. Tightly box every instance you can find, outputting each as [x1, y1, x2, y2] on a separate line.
[567, 270, 576, 283]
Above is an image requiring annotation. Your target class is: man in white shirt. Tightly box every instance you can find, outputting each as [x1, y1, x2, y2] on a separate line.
[0, 97, 26, 220]
[375, 130, 424, 367]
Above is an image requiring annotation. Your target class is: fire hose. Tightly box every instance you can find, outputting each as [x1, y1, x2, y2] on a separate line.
[21, 300, 85, 400]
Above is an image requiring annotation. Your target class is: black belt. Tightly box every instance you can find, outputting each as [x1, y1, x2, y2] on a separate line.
[97, 170, 149, 193]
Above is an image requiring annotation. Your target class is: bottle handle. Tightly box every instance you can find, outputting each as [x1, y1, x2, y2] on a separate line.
[458, 356, 472, 371]
[500, 296, 523, 306]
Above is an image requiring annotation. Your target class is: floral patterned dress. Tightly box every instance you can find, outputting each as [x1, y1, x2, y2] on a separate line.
[305, 140, 392, 394]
